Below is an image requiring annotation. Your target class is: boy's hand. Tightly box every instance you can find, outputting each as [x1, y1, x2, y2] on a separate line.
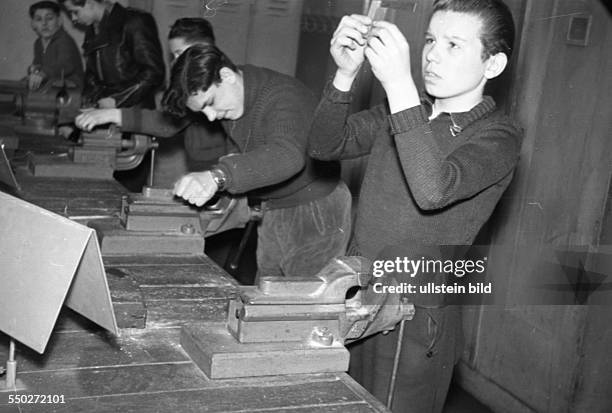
[27, 72, 46, 90]
[173, 171, 218, 207]
[366, 21, 413, 88]
[57, 125, 76, 140]
[330, 14, 372, 90]
[75, 108, 122, 131]
[366, 21, 420, 113]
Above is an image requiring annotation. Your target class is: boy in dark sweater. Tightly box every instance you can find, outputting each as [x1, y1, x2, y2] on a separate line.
[77, 43, 351, 280]
[163, 45, 351, 279]
[27, 1, 83, 90]
[162, 45, 351, 279]
[308, 0, 522, 411]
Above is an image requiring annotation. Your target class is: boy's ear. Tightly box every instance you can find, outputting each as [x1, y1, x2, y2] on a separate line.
[219, 67, 236, 84]
[484, 52, 508, 80]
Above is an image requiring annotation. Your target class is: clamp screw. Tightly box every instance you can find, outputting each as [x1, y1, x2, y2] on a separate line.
[311, 326, 334, 346]
[181, 224, 195, 234]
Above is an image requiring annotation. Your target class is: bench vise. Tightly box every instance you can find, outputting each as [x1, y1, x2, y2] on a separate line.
[14, 85, 81, 129]
[181, 256, 403, 379]
[227, 256, 375, 346]
[0, 80, 81, 153]
[0, 80, 80, 129]
[26, 126, 158, 179]
[88, 186, 250, 256]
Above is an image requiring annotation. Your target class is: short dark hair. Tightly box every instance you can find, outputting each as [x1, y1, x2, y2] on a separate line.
[56, 0, 103, 7]
[168, 18, 215, 44]
[162, 44, 237, 118]
[30, 1, 61, 18]
[432, 0, 515, 59]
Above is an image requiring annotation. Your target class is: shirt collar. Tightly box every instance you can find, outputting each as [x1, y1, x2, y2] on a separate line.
[422, 94, 497, 132]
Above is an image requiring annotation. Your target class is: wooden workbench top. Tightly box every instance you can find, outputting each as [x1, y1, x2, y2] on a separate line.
[14, 169, 126, 217]
[1, 175, 389, 412]
[0, 254, 388, 412]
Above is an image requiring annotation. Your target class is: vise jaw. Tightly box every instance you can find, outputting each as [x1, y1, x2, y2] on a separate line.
[228, 256, 374, 346]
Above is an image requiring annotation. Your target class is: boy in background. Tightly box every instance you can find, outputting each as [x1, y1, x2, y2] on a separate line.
[27, 1, 83, 90]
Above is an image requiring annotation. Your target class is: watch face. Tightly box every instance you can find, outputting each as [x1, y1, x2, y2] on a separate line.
[210, 168, 226, 190]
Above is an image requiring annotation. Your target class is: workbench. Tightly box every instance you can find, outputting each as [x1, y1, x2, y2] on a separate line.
[14, 171, 125, 217]
[0, 172, 389, 412]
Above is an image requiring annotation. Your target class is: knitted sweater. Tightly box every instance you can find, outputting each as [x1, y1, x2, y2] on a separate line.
[122, 65, 339, 208]
[309, 82, 522, 259]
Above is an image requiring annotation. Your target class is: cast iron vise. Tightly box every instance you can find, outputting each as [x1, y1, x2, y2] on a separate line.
[181, 256, 415, 379]
[88, 186, 251, 256]
[26, 126, 158, 179]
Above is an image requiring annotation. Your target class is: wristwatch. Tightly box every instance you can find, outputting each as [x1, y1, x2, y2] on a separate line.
[209, 167, 227, 191]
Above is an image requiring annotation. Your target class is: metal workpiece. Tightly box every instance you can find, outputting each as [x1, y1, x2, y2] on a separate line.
[0, 191, 117, 355]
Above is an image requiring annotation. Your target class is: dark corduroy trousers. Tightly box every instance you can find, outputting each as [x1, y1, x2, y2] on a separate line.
[349, 306, 463, 413]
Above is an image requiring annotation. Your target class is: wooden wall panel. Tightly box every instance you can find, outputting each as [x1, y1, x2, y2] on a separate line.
[459, 0, 612, 411]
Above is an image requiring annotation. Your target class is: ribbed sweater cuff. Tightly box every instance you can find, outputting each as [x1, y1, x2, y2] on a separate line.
[388, 105, 429, 134]
[323, 80, 353, 104]
[120, 108, 139, 130]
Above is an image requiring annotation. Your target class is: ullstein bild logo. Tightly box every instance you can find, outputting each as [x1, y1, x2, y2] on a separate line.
[371, 257, 488, 278]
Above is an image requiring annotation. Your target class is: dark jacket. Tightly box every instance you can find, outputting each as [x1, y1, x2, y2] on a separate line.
[82, 3, 164, 109]
[32, 27, 84, 89]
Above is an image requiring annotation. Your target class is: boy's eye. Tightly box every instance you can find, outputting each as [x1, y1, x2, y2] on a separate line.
[449, 42, 460, 49]
[425, 37, 434, 44]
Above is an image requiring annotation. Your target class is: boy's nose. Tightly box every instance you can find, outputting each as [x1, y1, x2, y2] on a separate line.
[425, 46, 440, 63]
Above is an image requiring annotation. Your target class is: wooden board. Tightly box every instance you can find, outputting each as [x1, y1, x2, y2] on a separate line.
[0, 311, 387, 413]
[182, 323, 350, 379]
[26, 154, 114, 180]
[14, 171, 125, 217]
